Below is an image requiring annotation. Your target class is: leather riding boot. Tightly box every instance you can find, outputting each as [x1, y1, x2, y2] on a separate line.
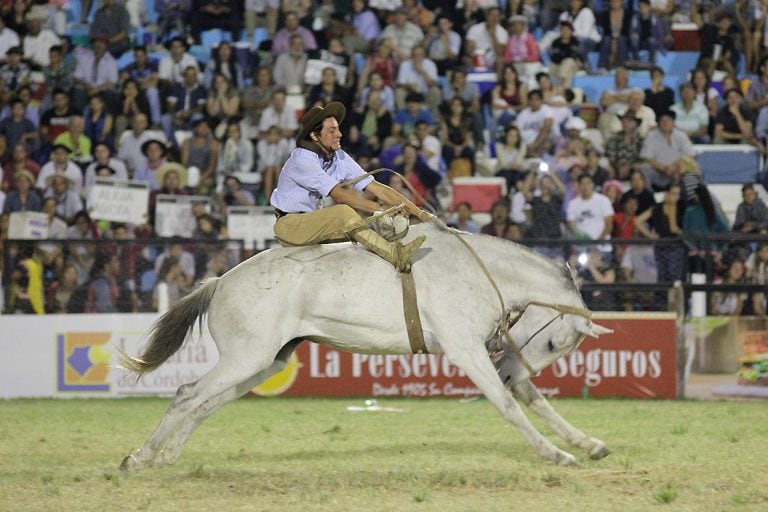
[351, 228, 426, 272]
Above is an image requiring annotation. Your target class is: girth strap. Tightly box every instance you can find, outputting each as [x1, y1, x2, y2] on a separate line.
[400, 270, 428, 354]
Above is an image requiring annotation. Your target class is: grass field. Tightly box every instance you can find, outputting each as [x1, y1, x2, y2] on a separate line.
[0, 397, 766, 511]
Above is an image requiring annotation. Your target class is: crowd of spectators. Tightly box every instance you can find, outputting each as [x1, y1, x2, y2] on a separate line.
[1, 0, 768, 315]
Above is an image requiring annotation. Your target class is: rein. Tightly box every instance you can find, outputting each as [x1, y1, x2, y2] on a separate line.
[450, 232, 592, 377]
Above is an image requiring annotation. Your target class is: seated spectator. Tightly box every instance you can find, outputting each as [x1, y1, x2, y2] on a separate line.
[89, 0, 130, 58]
[181, 117, 219, 194]
[71, 36, 119, 112]
[147, 162, 189, 223]
[395, 92, 436, 138]
[83, 142, 129, 196]
[690, 67, 719, 125]
[83, 93, 114, 148]
[465, 7, 507, 71]
[395, 46, 441, 114]
[621, 169, 656, 216]
[618, 200, 658, 311]
[0, 18, 20, 65]
[307, 67, 351, 108]
[0, 97, 37, 158]
[494, 125, 527, 190]
[218, 175, 255, 206]
[426, 15, 461, 76]
[189, 0, 240, 45]
[447, 201, 479, 233]
[1, 85, 39, 128]
[559, 0, 601, 62]
[119, 46, 160, 126]
[481, 199, 519, 240]
[3, 169, 41, 213]
[218, 121, 255, 178]
[714, 88, 766, 154]
[747, 242, 768, 315]
[671, 82, 710, 144]
[162, 65, 207, 141]
[39, 89, 76, 155]
[733, 183, 768, 234]
[644, 67, 675, 120]
[639, 110, 695, 191]
[607, 88, 657, 140]
[204, 41, 244, 90]
[256, 124, 292, 200]
[584, 148, 611, 190]
[158, 37, 200, 87]
[601, 179, 624, 211]
[240, 66, 276, 140]
[0, 46, 29, 104]
[380, 7, 424, 64]
[43, 45, 74, 99]
[22, 6, 61, 69]
[155, 240, 195, 288]
[439, 97, 474, 177]
[357, 71, 395, 114]
[694, 8, 739, 76]
[575, 248, 617, 311]
[2, 143, 39, 191]
[504, 15, 539, 67]
[526, 173, 566, 260]
[412, 120, 441, 174]
[441, 68, 480, 115]
[37, 144, 84, 194]
[597, 65, 631, 137]
[710, 260, 748, 315]
[395, 143, 441, 207]
[548, 20, 582, 89]
[43, 174, 81, 223]
[566, 173, 615, 258]
[273, 35, 307, 91]
[258, 89, 298, 140]
[356, 39, 397, 101]
[155, 0, 192, 43]
[489, 64, 527, 129]
[515, 89, 555, 157]
[349, 0, 380, 44]
[597, 0, 631, 70]
[605, 108, 644, 180]
[85, 250, 124, 313]
[115, 79, 151, 141]
[47, 263, 79, 312]
[629, 0, 664, 63]
[53, 115, 92, 164]
[152, 255, 183, 311]
[205, 73, 240, 128]
[117, 113, 168, 175]
[271, 10, 317, 56]
[133, 139, 169, 191]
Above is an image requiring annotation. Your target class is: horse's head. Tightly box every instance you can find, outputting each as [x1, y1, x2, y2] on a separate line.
[495, 303, 612, 388]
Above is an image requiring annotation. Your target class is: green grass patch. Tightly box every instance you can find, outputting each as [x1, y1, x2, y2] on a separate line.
[0, 397, 767, 511]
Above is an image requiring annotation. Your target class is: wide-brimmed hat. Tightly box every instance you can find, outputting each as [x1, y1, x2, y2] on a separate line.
[141, 139, 168, 157]
[45, 172, 74, 188]
[565, 117, 587, 131]
[297, 101, 346, 141]
[155, 162, 188, 188]
[619, 108, 640, 122]
[14, 169, 36, 186]
[509, 15, 528, 24]
[25, 6, 47, 21]
[559, 20, 574, 31]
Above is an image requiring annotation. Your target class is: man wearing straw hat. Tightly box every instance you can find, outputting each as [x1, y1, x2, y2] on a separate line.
[43, 173, 82, 224]
[270, 101, 428, 271]
[3, 169, 41, 213]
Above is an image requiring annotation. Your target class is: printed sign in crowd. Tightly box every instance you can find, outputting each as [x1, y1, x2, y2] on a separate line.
[155, 195, 212, 237]
[88, 178, 149, 225]
[226, 206, 276, 250]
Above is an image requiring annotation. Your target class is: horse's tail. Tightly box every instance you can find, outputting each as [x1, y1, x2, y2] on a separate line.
[119, 277, 219, 376]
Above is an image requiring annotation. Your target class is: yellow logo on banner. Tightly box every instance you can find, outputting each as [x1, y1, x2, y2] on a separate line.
[252, 353, 302, 396]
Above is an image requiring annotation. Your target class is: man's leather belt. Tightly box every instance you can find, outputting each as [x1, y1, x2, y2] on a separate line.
[274, 209, 305, 219]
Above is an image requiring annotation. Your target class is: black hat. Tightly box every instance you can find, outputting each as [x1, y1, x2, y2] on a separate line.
[296, 101, 346, 141]
[140, 139, 168, 157]
[658, 110, 677, 121]
[7, 46, 22, 55]
[51, 143, 72, 153]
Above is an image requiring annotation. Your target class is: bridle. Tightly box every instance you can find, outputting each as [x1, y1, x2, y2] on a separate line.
[451, 233, 593, 377]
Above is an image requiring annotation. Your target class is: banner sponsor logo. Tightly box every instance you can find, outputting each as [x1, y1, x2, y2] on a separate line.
[57, 332, 112, 392]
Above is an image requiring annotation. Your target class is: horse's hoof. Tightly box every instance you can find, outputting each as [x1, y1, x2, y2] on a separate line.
[119, 455, 134, 471]
[589, 443, 611, 460]
[554, 450, 581, 467]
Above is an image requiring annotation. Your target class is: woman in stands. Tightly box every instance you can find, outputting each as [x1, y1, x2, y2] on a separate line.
[115, 79, 151, 141]
[204, 42, 244, 89]
[83, 93, 114, 148]
[690, 67, 720, 135]
[490, 64, 527, 129]
[356, 38, 397, 101]
[494, 125, 527, 191]
[560, 0, 601, 65]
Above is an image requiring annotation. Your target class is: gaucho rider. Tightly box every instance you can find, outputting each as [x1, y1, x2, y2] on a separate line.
[270, 101, 427, 271]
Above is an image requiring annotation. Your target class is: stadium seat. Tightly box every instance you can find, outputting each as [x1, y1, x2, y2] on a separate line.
[200, 29, 228, 48]
[708, 184, 744, 226]
[695, 144, 762, 184]
[655, 51, 699, 77]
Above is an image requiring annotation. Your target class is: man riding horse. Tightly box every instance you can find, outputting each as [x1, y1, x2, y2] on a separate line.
[269, 101, 428, 271]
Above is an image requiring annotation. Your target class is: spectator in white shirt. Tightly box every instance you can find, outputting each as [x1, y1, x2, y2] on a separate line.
[22, 6, 61, 68]
[515, 89, 556, 157]
[395, 45, 440, 114]
[465, 7, 508, 71]
[380, 7, 424, 63]
[158, 36, 201, 86]
[258, 89, 298, 140]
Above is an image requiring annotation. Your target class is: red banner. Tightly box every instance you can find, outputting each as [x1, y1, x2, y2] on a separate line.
[251, 314, 678, 400]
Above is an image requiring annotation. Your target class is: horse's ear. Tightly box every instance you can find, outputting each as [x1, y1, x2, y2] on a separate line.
[588, 322, 613, 338]
[569, 317, 613, 338]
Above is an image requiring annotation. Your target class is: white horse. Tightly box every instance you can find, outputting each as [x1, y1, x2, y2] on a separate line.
[119, 222, 612, 470]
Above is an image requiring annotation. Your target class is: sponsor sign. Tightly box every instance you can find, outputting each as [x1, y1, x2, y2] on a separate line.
[155, 195, 212, 237]
[226, 206, 276, 250]
[8, 211, 49, 239]
[88, 178, 149, 224]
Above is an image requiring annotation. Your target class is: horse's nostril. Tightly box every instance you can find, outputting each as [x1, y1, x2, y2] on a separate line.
[547, 340, 555, 352]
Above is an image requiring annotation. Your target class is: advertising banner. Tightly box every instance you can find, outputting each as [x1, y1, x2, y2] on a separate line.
[88, 178, 149, 224]
[155, 195, 212, 237]
[7, 211, 49, 239]
[0, 313, 677, 400]
[226, 206, 276, 250]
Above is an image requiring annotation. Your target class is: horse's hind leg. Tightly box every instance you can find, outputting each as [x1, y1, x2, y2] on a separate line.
[511, 379, 610, 460]
[154, 356, 292, 466]
[121, 349, 277, 471]
[443, 340, 579, 466]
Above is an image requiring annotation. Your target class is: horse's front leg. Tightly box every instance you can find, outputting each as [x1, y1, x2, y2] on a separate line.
[511, 379, 611, 460]
[442, 339, 579, 466]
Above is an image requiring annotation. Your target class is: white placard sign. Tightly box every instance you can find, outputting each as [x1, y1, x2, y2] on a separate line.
[155, 195, 212, 237]
[88, 178, 149, 224]
[303, 59, 348, 86]
[7, 211, 49, 239]
[226, 206, 276, 250]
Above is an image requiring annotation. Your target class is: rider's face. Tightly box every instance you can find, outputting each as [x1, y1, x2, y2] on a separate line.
[313, 117, 342, 152]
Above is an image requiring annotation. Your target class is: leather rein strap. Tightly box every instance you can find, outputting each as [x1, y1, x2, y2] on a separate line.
[401, 270, 428, 354]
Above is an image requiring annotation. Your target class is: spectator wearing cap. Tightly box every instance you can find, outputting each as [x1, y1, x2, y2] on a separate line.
[271, 11, 318, 56]
[0, 47, 29, 103]
[733, 183, 768, 234]
[37, 143, 84, 194]
[161, 65, 207, 141]
[89, 0, 130, 58]
[72, 36, 119, 112]
[158, 37, 201, 86]
[22, 6, 61, 68]
[117, 113, 169, 174]
[604, 108, 643, 180]
[629, 0, 665, 63]
[515, 89, 556, 158]
[380, 7, 424, 64]
[273, 34, 307, 91]
[83, 142, 129, 197]
[425, 14, 461, 76]
[644, 66, 675, 120]
[3, 169, 41, 213]
[549, 20, 583, 89]
[504, 15, 540, 67]
[671, 82, 710, 144]
[0, 17, 20, 65]
[0, 97, 37, 158]
[465, 7, 508, 72]
[395, 46, 440, 114]
[181, 116, 219, 194]
[639, 110, 695, 190]
[714, 88, 766, 154]
[133, 139, 169, 191]
[2, 143, 40, 191]
[43, 174, 82, 223]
